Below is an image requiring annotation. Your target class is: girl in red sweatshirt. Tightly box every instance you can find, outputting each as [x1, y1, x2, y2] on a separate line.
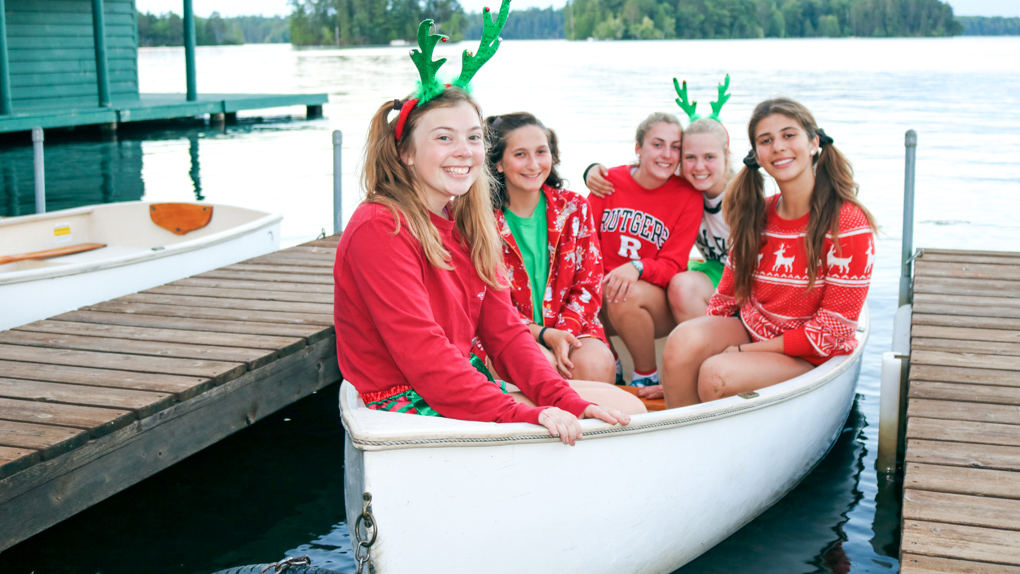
[334, 88, 644, 445]
[659, 98, 877, 409]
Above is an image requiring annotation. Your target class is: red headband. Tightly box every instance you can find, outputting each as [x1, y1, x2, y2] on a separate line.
[394, 98, 419, 142]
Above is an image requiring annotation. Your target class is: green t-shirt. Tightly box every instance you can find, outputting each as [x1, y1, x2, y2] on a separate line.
[503, 194, 549, 325]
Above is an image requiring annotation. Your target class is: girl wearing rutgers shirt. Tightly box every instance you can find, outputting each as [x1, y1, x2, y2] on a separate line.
[476, 112, 615, 385]
[659, 98, 877, 409]
[586, 112, 703, 387]
[335, 11, 643, 444]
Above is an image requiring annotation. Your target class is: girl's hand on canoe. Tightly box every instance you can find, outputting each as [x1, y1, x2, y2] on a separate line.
[538, 407, 584, 445]
[585, 164, 614, 198]
[581, 404, 631, 426]
[603, 262, 640, 303]
[637, 384, 664, 400]
[543, 328, 581, 378]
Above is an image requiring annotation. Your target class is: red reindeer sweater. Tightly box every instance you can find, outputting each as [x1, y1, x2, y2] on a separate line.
[706, 196, 875, 363]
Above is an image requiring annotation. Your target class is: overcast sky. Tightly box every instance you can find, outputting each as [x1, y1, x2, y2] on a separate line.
[134, 0, 1020, 19]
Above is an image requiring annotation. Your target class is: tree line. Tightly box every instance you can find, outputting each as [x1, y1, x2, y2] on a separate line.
[137, 12, 290, 47]
[565, 0, 963, 40]
[956, 16, 1020, 35]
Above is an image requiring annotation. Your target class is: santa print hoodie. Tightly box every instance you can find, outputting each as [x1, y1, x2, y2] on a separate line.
[586, 166, 703, 288]
[333, 202, 592, 425]
[706, 195, 875, 362]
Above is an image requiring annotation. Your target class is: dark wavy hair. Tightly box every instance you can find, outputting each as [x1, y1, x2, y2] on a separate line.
[484, 112, 563, 208]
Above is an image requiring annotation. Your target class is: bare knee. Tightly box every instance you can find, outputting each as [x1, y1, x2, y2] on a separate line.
[663, 320, 715, 371]
[572, 340, 615, 385]
[697, 356, 731, 402]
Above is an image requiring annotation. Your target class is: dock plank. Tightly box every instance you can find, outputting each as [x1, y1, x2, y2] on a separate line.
[169, 276, 333, 294]
[911, 303, 1020, 320]
[904, 490, 1020, 531]
[907, 399, 1020, 426]
[0, 447, 40, 481]
[220, 263, 331, 276]
[194, 269, 333, 285]
[918, 252, 1020, 266]
[908, 382, 1020, 406]
[901, 554, 1020, 574]
[0, 420, 88, 459]
[0, 378, 173, 417]
[911, 350, 1020, 372]
[245, 254, 334, 267]
[902, 520, 1020, 566]
[120, 293, 333, 315]
[905, 439, 1020, 471]
[144, 285, 333, 304]
[912, 325, 1020, 344]
[0, 360, 210, 398]
[904, 463, 1020, 499]
[81, 301, 333, 327]
[907, 417, 1020, 447]
[0, 398, 134, 438]
[915, 293, 1020, 309]
[912, 313, 1020, 331]
[915, 260, 1020, 282]
[0, 345, 246, 383]
[911, 337, 1020, 357]
[52, 310, 327, 340]
[15, 320, 306, 353]
[0, 330, 277, 367]
[914, 276, 1020, 299]
[910, 364, 1020, 388]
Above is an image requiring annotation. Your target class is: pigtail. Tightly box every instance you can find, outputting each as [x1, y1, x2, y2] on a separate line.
[723, 165, 767, 305]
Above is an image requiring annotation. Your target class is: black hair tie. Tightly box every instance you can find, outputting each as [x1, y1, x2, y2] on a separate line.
[743, 149, 760, 169]
[490, 116, 504, 132]
[392, 99, 404, 111]
[816, 128, 834, 147]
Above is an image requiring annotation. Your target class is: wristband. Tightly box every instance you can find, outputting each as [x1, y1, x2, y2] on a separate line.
[738, 345, 742, 352]
[538, 327, 551, 348]
[582, 163, 600, 186]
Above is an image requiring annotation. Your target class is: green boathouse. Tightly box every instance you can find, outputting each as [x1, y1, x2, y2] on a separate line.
[0, 0, 326, 133]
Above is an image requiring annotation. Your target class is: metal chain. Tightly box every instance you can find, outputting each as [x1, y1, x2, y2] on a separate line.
[354, 492, 377, 574]
[259, 555, 311, 574]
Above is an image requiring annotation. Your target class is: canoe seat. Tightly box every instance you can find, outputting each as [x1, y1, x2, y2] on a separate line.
[150, 203, 213, 235]
[0, 242, 107, 266]
[617, 385, 666, 411]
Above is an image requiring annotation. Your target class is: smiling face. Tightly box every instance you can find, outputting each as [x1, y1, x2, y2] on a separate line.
[496, 125, 552, 197]
[753, 113, 819, 188]
[634, 121, 682, 186]
[681, 132, 728, 198]
[403, 101, 485, 214]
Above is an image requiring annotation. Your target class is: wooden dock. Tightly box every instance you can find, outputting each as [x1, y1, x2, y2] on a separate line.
[0, 235, 341, 552]
[900, 248, 1020, 573]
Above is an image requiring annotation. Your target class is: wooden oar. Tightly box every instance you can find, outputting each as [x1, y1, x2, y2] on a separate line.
[0, 243, 107, 266]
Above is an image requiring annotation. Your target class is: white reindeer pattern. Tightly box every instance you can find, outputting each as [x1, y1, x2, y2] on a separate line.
[864, 238, 875, 274]
[772, 243, 795, 273]
[827, 246, 853, 274]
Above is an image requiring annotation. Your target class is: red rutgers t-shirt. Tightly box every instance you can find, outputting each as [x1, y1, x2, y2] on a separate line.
[586, 166, 703, 288]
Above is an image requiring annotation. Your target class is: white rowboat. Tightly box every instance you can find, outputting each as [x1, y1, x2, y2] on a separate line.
[0, 201, 282, 331]
[340, 306, 869, 573]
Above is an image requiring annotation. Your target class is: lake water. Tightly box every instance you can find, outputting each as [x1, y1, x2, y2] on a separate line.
[1, 36, 1019, 573]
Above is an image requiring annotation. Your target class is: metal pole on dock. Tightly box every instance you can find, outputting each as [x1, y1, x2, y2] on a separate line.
[899, 130, 917, 307]
[183, 0, 198, 101]
[32, 127, 45, 214]
[333, 130, 343, 234]
[0, 0, 13, 115]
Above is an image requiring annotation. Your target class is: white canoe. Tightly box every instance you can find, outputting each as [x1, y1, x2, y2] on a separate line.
[0, 201, 282, 331]
[340, 306, 869, 574]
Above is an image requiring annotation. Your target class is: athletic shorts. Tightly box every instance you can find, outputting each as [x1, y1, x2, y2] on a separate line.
[688, 259, 725, 288]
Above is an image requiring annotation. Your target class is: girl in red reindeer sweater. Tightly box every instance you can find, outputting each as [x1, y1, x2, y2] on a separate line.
[659, 98, 877, 409]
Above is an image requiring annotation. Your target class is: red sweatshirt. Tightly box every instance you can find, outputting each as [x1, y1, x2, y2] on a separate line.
[706, 196, 874, 363]
[586, 166, 703, 288]
[334, 202, 592, 425]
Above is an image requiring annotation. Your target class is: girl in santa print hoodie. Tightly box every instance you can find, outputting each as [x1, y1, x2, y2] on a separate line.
[658, 97, 877, 409]
[334, 88, 644, 446]
[473, 112, 616, 385]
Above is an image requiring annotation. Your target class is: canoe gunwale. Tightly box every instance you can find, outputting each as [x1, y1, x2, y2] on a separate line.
[340, 306, 870, 452]
[0, 202, 283, 286]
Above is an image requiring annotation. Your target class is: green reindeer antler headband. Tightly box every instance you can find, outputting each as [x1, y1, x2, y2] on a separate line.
[394, 0, 511, 141]
[673, 74, 731, 123]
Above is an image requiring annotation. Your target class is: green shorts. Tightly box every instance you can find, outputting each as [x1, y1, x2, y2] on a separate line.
[688, 259, 725, 288]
